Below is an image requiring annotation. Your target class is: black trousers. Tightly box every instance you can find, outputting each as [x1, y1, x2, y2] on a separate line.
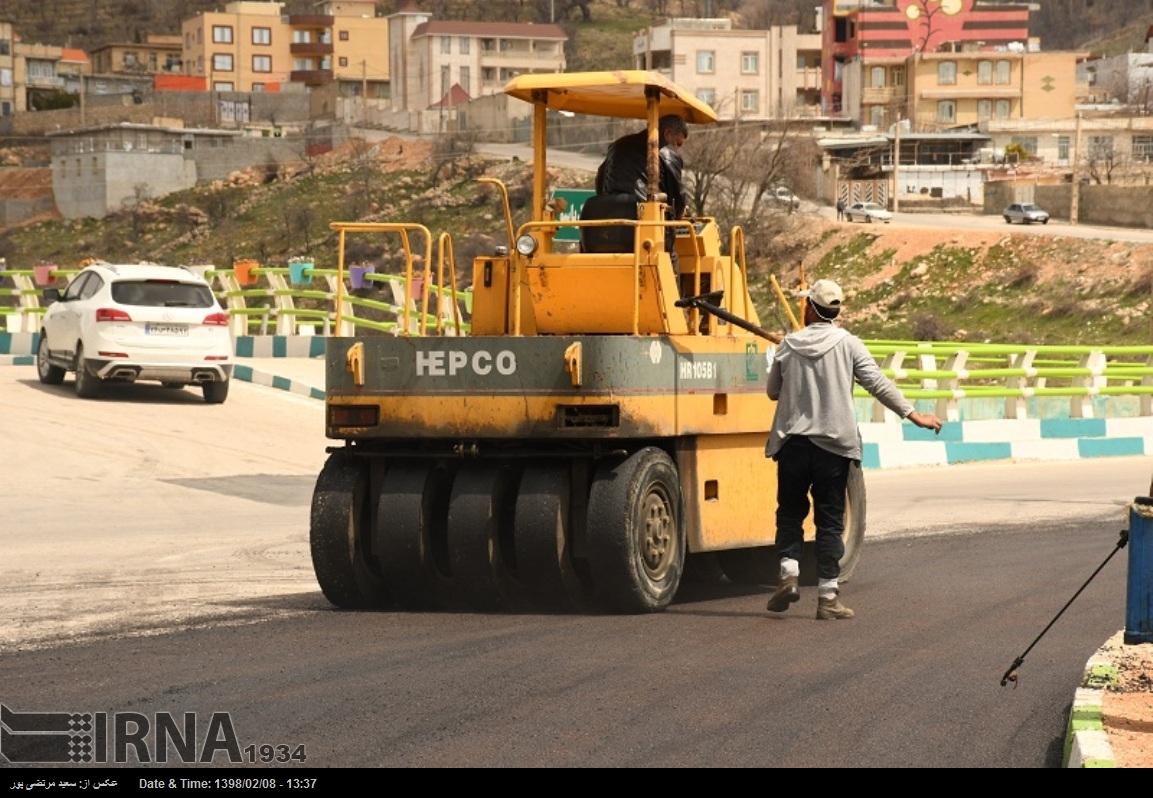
[773, 436, 850, 581]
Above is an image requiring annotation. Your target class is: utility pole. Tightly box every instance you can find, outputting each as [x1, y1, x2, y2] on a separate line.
[892, 117, 901, 213]
[1070, 111, 1083, 225]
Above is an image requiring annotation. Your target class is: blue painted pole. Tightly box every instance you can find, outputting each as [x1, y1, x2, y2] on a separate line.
[1125, 497, 1153, 644]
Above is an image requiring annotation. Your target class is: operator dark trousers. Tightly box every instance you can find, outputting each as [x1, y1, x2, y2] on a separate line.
[773, 435, 850, 581]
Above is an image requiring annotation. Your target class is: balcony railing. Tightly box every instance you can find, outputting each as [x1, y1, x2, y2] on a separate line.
[287, 14, 334, 27]
[290, 69, 333, 85]
[290, 42, 334, 56]
[25, 75, 65, 89]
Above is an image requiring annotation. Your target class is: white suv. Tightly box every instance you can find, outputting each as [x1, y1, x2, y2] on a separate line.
[37, 262, 234, 403]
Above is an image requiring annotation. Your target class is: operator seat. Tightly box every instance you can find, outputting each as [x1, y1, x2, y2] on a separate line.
[579, 193, 637, 254]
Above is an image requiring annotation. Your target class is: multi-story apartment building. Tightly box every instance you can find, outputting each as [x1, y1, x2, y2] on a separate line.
[633, 17, 823, 120]
[904, 49, 1082, 131]
[181, 0, 389, 98]
[89, 35, 182, 77]
[388, 3, 566, 112]
[823, 0, 1033, 125]
[14, 41, 64, 112]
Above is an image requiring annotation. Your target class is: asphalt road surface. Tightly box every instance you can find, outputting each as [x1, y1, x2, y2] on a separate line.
[0, 365, 1137, 768]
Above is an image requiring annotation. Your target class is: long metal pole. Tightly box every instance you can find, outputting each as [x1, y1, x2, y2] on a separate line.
[1071, 112, 1082, 225]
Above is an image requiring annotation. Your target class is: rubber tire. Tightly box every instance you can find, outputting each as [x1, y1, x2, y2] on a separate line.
[586, 447, 685, 613]
[1042, 219, 1049, 225]
[36, 333, 64, 385]
[1004, 216, 1011, 223]
[444, 463, 519, 610]
[203, 380, 229, 404]
[798, 460, 867, 585]
[74, 344, 100, 399]
[309, 449, 391, 609]
[867, 214, 874, 224]
[513, 462, 592, 611]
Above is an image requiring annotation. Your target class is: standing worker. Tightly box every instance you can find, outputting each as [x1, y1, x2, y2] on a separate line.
[764, 279, 943, 620]
[836, 197, 846, 221]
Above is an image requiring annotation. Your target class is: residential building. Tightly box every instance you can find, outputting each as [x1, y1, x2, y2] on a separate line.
[633, 17, 823, 120]
[904, 49, 1083, 131]
[14, 41, 64, 112]
[89, 35, 182, 76]
[1088, 30, 1153, 109]
[823, 0, 1033, 123]
[180, 0, 389, 97]
[388, 2, 566, 113]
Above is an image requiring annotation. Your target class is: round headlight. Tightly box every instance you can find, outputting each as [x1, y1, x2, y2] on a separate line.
[515, 235, 538, 257]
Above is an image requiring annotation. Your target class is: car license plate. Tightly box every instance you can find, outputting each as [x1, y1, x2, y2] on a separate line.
[145, 323, 189, 336]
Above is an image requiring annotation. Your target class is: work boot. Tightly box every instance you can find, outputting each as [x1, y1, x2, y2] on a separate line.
[816, 594, 855, 620]
[766, 575, 800, 612]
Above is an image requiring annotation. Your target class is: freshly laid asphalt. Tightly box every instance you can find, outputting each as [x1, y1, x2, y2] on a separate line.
[232, 354, 1150, 768]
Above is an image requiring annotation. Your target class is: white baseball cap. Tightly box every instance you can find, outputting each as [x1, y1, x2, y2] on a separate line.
[798, 279, 844, 310]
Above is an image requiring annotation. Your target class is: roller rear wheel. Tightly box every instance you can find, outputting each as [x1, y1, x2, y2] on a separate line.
[513, 462, 592, 611]
[586, 447, 685, 613]
[310, 450, 391, 609]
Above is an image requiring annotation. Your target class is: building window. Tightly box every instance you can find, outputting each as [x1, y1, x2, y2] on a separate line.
[252, 83, 265, 93]
[936, 100, 956, 123]
[995, 99, 1011, 119]
[293, 31, 312, 44]
[1133, 135, 1153, 162]
[740, 90, 759, 113]
[697, 51, 715, 74]
[339, 30, 349, 42]
[0, 101, 10, 117]
[938, 61, 956, 85]
[870, 105, 884, 127]
[459, 37, 470, 55]
[891, 66, 905, 87]
[213, 54, 233, 72]
[977, 99, 992, 120]
[253, 55, 271, 73]
[213, 81, 234, 91]
[253, 27, 271, 45]
[996, 61, 1011, 84]
[339, 57, 348, 67]
[212, 26, 233, 44]
[1056, 135, 1071, 161]
[870, 66, 886, 88]
[441, 36, 451, 55]
[1011, 136, 1038, 157]
[460, 66, 470, 93]
[977, 60, 992, 85]
[1088, 135, 1114, 160]
[697, 88, 716, 107]
[741, 52, 759, 74]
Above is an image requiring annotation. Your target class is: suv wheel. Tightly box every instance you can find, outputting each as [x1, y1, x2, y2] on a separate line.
[74, 344, 101, 399]
[36, 334, 65, 385]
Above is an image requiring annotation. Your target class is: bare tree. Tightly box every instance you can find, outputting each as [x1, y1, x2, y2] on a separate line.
[121, 183, 153, 239]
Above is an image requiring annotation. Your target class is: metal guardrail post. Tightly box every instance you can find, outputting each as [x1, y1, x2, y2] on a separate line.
[1125, 497, 1153, 644]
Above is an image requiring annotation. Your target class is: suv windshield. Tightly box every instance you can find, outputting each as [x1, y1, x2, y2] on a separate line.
[112, 280, 215, 308]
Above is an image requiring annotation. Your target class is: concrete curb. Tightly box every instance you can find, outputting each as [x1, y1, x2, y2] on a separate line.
[1064, 658, 1118, 768]
[232, 363, 325, 401]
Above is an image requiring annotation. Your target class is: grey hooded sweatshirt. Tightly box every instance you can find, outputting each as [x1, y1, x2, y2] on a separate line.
[765, 322, 914, 461]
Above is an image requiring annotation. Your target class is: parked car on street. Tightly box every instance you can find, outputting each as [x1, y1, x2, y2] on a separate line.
[770, 186, 801, 212]
[1003, 202, 1049, 225]
[845, 201, 893, 223]
[37, 262, 234, 403]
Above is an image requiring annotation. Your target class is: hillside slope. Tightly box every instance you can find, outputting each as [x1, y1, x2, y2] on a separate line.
[1, 134, 1149, 348]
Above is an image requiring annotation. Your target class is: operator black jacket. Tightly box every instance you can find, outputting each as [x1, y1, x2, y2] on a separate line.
[595, 130, 687, 219]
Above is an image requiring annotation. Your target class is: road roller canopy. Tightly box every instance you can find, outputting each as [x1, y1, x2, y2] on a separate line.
[502, 70, 718, 125]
